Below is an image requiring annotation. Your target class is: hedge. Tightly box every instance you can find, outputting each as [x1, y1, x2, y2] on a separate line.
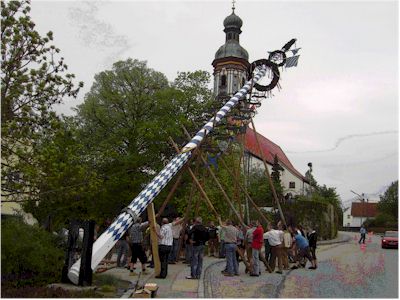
[281, 200, 338, 240]
[1, 218, 65, 287]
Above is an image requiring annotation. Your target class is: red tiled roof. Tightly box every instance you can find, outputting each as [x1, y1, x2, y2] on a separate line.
[244, 127, 308, 182]
[351, 202, 378, 217]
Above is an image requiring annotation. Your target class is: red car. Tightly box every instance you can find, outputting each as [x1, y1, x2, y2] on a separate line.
[381, 231, 398, 249]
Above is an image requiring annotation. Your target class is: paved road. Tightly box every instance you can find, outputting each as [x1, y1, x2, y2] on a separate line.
[204, 232, 398, 298]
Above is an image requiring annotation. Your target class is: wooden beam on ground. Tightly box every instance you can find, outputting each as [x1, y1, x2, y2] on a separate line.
[219, 157, 271, 225]
[249, 119, 286, 226]
[147, 203, 160, 276]
[181, 125, 246, 227]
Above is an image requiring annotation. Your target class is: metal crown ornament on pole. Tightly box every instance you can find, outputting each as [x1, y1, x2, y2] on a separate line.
[67, 40, 298, 284]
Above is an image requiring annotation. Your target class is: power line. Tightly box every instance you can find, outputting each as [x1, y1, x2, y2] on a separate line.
[287, 130, 397, 154]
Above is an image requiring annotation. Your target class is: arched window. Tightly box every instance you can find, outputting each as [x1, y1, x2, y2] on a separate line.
[220, 75, 226, 87]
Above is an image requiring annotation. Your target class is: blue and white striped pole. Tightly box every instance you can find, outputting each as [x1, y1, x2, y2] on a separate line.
[67, 65, 268, 284]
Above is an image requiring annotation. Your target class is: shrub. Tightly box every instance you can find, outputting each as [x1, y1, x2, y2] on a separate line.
[1, 286, 102, 298]
[1, 218, 65, 287]
[364, 213, 397, 228]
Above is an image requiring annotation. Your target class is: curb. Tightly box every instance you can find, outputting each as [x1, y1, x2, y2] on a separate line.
[121, 270, 154, 298]
[200, 260, 226, 298]
[317, 233, 352, 246]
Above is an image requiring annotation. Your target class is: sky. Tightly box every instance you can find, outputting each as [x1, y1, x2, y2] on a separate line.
[29, 0, 399, 207]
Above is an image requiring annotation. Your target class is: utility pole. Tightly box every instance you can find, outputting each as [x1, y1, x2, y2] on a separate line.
[350, 190, 366, 227]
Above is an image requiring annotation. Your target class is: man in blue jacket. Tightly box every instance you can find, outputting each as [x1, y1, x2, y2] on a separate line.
[359, 225, 367, 244]
[291, 226, 317, 270]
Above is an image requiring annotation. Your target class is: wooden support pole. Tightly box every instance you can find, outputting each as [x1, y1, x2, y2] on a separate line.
[236, 246, 251, 273]
[219, 157, 271, 225]
[156, 173, 183, 218]
[147, 203, 160, 276]
[185, 156, 201, 222]
[237, 133, 245, 221]
[168, 137, 221, 224]
[181, 125, 245, 227]
[250, 119, 286, 226]
[194, 195, 201, 216]
[176, 157, 201, 261]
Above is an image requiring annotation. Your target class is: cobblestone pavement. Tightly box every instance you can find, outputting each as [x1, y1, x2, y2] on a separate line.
[102, 232, 397, 298]
[203, 260, 286, 298]
[279, 233, 398, 298]
[203, 232, 397, 298]
[105, 256, 222, 298]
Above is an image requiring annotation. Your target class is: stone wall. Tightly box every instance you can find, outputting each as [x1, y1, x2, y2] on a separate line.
[281, 200, 338, 240]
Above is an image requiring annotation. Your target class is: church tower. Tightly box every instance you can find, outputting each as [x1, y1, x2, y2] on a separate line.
[212, 7, 250, 102]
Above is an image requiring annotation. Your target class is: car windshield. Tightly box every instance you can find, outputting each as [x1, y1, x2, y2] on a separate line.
[384, 232, 398, 237]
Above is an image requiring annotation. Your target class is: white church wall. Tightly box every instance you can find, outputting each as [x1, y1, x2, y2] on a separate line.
[246, 154, 308, 196]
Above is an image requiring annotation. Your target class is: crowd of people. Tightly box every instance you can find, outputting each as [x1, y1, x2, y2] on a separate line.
[106, 216, 319, 280]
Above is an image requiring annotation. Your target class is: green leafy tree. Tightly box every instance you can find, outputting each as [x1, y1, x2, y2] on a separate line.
[378, 180, 398, 221]
[54, 60, 216, 225]
[315, 184, 341, 208]
[22, 117, 102, 229]
[247, 168, 282, 208]
[271, 155, 282, 183]
[1, 0, 83, 201]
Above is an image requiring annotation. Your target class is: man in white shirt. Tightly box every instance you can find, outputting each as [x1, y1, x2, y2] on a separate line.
[168, 217, 183, 264]
[264, 223, 284, 274]
[156, 217, 183, 278]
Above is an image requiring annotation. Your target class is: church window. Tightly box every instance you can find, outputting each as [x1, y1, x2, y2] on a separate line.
[221, 75, 226, 87]
[289, 182, 295, 189]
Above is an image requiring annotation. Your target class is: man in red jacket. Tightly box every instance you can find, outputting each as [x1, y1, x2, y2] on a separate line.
[250, 220, 264, 276]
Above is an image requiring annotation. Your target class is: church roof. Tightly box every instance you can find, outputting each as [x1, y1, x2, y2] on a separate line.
[351, 202, 378, 217]
[244, 127, 308, 182]
[223, 11, 243, 29]
[214, 9, 249, 61]
[215, 41, 249, 60]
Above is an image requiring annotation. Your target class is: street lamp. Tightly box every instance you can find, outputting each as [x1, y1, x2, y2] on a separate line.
[307, 162, 313, 198]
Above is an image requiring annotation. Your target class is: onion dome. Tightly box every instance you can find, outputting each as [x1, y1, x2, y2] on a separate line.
[223, 11, 243, 30]
[214, 9, 248, 61]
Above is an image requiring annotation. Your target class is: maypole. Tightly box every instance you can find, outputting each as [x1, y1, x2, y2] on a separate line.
[67, 63, 268, 284]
